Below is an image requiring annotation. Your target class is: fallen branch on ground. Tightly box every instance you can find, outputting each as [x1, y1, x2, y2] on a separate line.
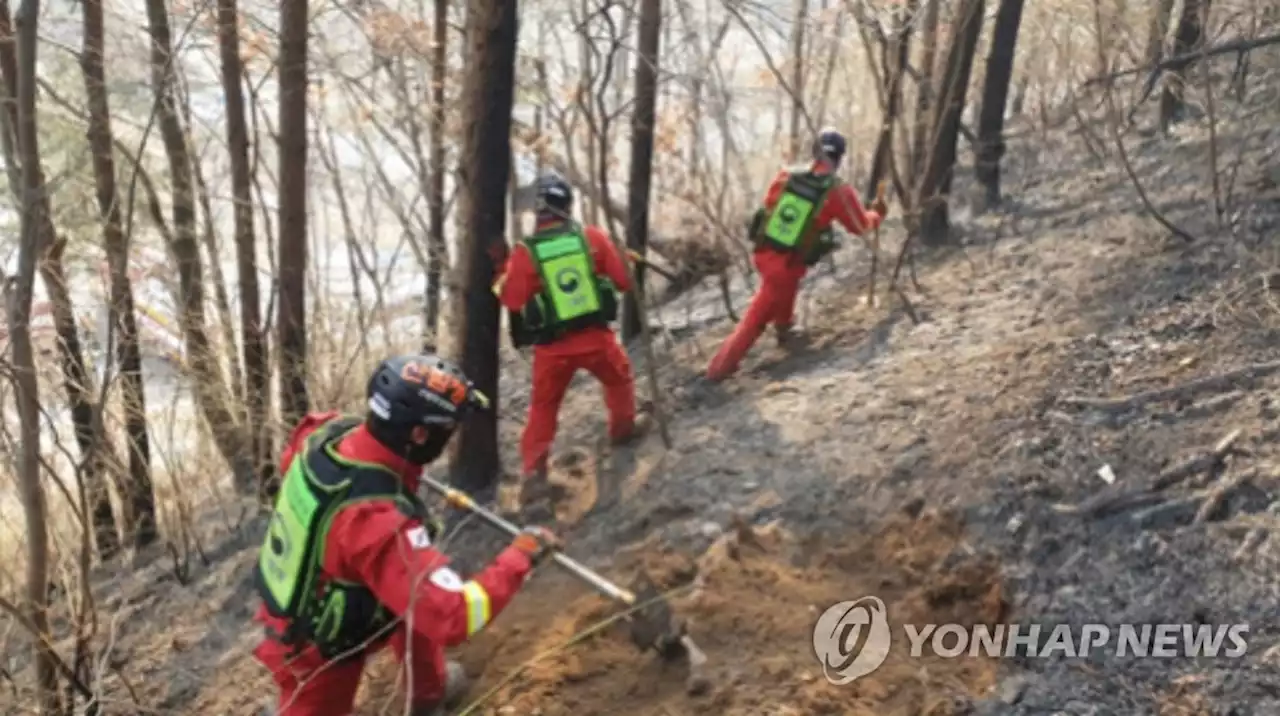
[1225, 512, 1280, 532]
[1151, 429, 1243, 491]
[1193, 470, 1247, 524]
[1059, 361, 1280, 414]
[1128, 468, 1255, 529]
[0, 595, 96, 703]
[1153, 391, 1245, 423]
[1055, 428, 1244, 519]
[1054, 490, 1165, 519]
[1232, 527, 1267, 561]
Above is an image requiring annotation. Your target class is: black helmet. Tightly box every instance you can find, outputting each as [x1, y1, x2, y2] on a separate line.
[535, 171, 573, 216]
[812, 127, 847, 168]
[365, 354, 489, 465]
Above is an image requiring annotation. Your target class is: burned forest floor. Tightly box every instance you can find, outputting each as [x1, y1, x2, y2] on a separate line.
[13, 70, 1280, 716]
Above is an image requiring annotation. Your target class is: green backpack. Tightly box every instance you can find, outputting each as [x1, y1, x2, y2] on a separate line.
[750, 169, 838, 261]
[514, 222, 618, 346]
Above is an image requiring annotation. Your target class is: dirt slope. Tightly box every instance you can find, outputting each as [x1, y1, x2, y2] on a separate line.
[357, 512, 1003, 716]
[413, 68, 1280, 714]
[12, 60, 1280, 716]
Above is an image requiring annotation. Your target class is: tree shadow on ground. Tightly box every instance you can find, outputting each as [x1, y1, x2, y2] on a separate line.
[751, 302, 911, 382]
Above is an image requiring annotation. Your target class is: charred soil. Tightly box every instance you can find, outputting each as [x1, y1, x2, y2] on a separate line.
[358, 512, 1004, 716]
[9, 59, 1280, 716]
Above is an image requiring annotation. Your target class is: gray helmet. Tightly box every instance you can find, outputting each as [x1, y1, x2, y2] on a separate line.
[534, 171, 573, 215]
[812, 127, 847, 167]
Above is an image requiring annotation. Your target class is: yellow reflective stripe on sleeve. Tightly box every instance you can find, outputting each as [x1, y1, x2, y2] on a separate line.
[462, 581, 492, 636]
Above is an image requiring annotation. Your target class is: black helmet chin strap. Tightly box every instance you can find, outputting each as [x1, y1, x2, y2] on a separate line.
[536, 205, 571, 222]
[398, 425, 454, 466]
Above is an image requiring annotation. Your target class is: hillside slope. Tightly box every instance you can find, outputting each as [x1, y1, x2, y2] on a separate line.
[14, 71, 1280, 716]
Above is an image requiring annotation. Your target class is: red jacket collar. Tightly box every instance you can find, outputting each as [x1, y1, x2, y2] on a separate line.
[535, 213, 574, 231]
[811, 159, 836, 175]
[337, 423, 421, 489]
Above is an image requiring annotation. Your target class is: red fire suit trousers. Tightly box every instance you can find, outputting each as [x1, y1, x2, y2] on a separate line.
[521, 327, 636, 476]
[706, 248, 807, 381]
[254, 627, 446, 715]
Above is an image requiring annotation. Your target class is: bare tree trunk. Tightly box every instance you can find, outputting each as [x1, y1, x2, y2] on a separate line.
[867, 0, 917, 197]
[533, 17, 546, 180]
[1145, 0, 1176, 64]
[278, 0, 309, 427]
[426, 0, 447, 339]
[368, 60, 437, 349]
[622, 0, 661, 342]
[686, 46, 703, 173]
[915, 0, 986, 245]
[810, 4, 845, 129]
[216, 0, 269, 493]
[143, 0, 252, 486]
[0, 0, 123, 558]
[676, 1, 732, 196]
[1159, 0, 1209, 131]
[910, 0, 941, 184]
[79, 0, 156, 552]
[9, 0, 59, 705]
[788, 0, 809, 158]
[973, 0, 1026, 211]
[189, 150, 243, 405]
[576, 0, 600, 225]
[612, 0, 636, 114]
[41, 235, 122, 555]
[450, 0, 517, 498]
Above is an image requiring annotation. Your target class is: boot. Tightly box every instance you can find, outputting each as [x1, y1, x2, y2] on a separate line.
[774, 324, 810, 351]
[408, 661, 470, 716]
[610, 404, 655, 447]
[442, 660, 470, 707]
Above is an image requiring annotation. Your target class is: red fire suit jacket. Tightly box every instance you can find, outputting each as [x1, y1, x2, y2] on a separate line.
[253, 412, 532, 692]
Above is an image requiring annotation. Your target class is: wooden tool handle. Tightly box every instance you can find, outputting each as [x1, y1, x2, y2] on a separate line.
[625, 248, 678, 282]
[418, 475, 638, 606]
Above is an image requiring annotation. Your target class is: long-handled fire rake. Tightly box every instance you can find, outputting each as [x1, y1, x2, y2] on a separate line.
[420, 476, 711, 693]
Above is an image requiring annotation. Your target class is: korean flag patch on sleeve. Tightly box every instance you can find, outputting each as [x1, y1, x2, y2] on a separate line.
[429, 567, 465, 592]
[405, 525, 432, 550]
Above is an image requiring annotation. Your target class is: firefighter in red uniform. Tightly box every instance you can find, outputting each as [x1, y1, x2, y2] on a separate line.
[706, 128, 890, 381]
[497, 172, 650, 507]
[252, 354, 561, 716]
